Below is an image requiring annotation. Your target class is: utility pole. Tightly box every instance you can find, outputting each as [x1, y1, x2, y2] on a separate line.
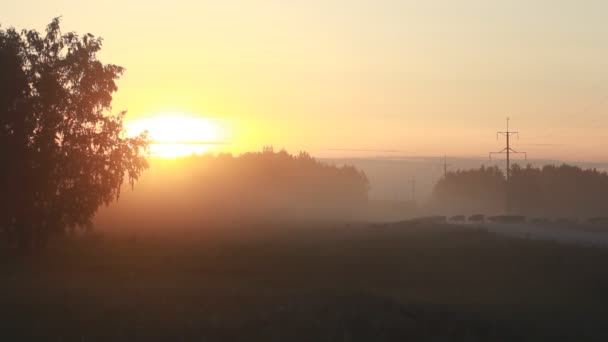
[489, 118, 526, 182]
[442, 155, 450, 179]
[410, 178, 416, 203]
[489, 118, 527, 213]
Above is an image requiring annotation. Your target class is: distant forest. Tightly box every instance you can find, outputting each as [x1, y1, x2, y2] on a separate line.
[96, 148, 370, 229]
[432, 164, 608, 218]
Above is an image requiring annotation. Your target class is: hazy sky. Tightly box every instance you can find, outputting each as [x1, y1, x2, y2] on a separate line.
[3, 1, 608, 161]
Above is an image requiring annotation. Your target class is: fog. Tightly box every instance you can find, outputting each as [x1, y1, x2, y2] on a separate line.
[94, 149, 372, 232]
[430, 163, 608, 219]
[94, 152, 608, 233]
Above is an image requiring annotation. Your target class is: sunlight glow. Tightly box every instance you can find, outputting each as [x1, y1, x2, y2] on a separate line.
[126, 114, 227, 158]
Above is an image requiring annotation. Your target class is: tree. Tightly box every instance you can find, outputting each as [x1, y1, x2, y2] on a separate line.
[431, 163, 608, 218]
[432, 165, 506, 215]
[0, 18, 148, 250]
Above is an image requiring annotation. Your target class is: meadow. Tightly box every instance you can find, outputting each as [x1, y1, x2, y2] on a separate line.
[2, 223, 608, 341]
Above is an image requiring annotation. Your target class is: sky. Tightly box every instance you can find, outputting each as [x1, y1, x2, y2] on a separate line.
[2, 0, 608, 161]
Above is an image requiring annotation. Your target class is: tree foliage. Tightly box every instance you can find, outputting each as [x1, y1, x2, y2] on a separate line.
[96, 148, 370, 229]
[432, 164, 608, 217]
[0, 18, 148, 249]
[164, 147, 369, 222]
[432, 165, 506, 215]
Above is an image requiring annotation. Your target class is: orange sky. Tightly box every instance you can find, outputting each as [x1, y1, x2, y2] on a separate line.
[2, 1, 608, 161]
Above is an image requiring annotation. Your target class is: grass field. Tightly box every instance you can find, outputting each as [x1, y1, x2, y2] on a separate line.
[2, 223, 608, 341]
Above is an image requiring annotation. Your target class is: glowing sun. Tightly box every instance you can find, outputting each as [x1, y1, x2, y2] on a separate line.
[126, 114, 226, 158]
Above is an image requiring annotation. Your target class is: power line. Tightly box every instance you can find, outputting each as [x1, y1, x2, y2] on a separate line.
[529, 85, 608, 141]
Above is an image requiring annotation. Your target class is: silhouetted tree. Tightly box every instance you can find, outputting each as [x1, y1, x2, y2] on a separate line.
[432, 165, 506, 215]
[187, 148, 370, 221]
[96, 148, 370, 228]
[432, 163, 608, 218]
[0, 18, 148, 250]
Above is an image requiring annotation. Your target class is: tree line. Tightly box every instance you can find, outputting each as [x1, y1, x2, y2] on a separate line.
[432, 164, 608, 218]
[95, 147, 370, 229]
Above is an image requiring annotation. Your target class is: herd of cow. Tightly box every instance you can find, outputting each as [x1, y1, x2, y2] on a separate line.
[405, 215, 608, 226]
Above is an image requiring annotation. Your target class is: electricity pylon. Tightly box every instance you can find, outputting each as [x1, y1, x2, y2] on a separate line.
[410, 178, 416, 203]
[489, 118, 527, 213]
[489, 118, 527, 182]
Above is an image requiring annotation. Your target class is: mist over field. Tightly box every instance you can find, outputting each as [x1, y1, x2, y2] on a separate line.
[4, 2, 608, 340]
[325, 156, 608, 201]
[95, 153, 608, 231]
[95, 149, 371, 231]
